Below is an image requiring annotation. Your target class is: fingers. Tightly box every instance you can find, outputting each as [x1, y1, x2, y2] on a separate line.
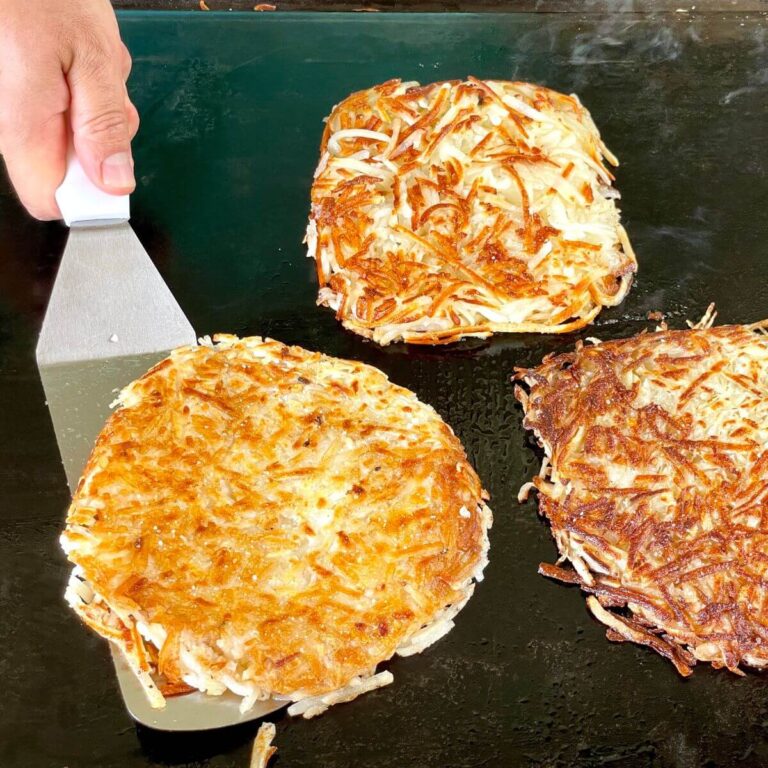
[126, 96, 140, 141]
[121, 42, 133, 81]
[0, 33, 71, 220]
[122, 44, 140, 142]
[68, 38, 136, 194]
[0, 1, 139, 220]
[0, 110, 68, 221]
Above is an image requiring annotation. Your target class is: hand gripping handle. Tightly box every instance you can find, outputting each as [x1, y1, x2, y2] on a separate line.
[55, 149, 130, 226]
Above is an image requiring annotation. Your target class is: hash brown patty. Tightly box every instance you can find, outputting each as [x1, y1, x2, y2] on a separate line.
[516, 318, 768, 675]
[307, 78, 636, 345]
[61, 335, 491, 714]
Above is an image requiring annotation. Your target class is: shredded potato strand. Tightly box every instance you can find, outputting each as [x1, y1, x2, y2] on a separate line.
[250, 722, 277, 768]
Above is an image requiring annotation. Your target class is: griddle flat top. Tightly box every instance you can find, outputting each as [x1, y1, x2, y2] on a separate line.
[2, 11, 768, 768]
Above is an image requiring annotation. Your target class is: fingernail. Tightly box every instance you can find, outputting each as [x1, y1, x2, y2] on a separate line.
[101, 152, 135, 189]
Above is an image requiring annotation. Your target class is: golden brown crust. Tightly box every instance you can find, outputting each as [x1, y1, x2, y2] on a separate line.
[61, 335, 491, 708]
[516, 320, 768, 675]
[307, 78, 636, 346]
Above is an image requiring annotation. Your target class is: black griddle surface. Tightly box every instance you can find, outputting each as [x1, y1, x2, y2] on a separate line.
[2, 10, 768, 768]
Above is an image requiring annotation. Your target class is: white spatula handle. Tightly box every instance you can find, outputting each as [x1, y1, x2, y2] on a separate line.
[55, 150, 130, 226]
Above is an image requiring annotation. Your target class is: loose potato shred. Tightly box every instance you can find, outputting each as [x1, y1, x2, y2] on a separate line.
[250, 722, 277, 768]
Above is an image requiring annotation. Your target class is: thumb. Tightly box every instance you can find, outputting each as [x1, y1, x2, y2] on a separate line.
[68, 56, 135, 194]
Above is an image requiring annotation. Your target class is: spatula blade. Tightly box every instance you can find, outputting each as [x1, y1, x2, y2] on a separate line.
[38, 351, 171, 492]
[37, 222, 196, 366]
[37, 221, 196, 491]
[112, 648, 285, 731]
[37, 220, 285, 729]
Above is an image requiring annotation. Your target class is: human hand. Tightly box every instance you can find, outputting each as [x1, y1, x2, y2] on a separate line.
[0, 0, 140, 220]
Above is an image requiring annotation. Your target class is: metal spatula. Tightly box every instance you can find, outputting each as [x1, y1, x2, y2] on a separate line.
[37, 151, 283, 730]
[37, 152, 197, 491]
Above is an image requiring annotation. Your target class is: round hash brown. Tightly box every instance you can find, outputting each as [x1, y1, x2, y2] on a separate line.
[307, 78, 636, 346]
[516, 318, 768, 676]
[61, 335, 491, 712]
